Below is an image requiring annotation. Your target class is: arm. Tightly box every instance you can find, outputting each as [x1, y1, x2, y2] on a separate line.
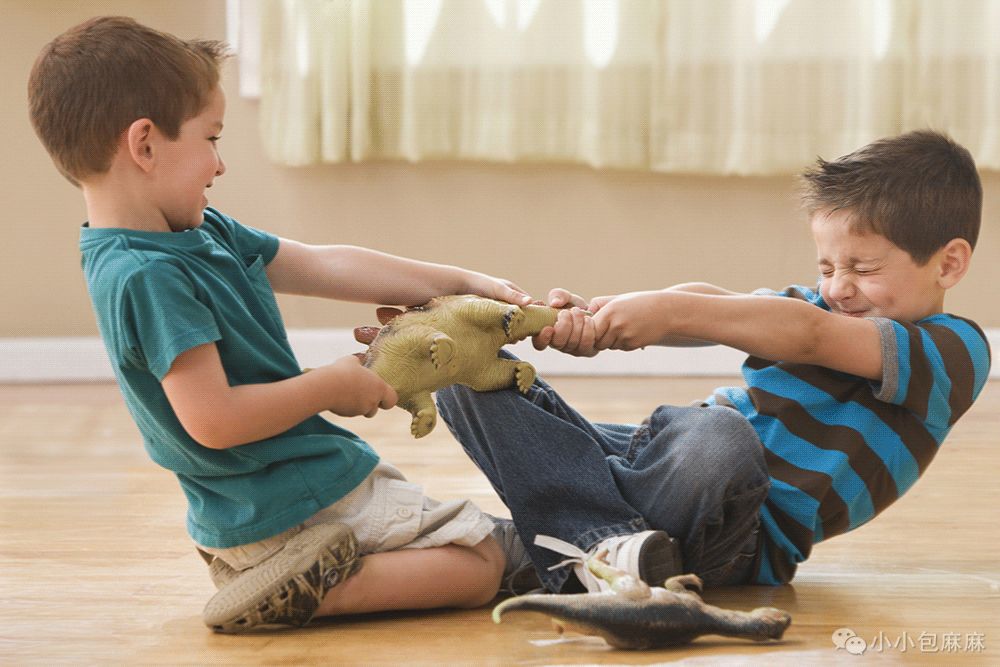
[161, 343, 397, 449]
[592, 289, 883, 379]
[536, 283, 730, 355]
[265, 238, 532, 306]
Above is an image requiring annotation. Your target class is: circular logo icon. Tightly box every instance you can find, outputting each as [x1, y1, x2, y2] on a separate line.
[845, 635, 868, 655]
[832, 627, 857, 649]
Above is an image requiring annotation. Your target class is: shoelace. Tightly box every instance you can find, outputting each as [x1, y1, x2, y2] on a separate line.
[534, 533, 628, 572]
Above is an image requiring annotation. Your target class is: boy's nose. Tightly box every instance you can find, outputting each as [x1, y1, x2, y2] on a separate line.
[827, 273, 856, 300]
[216, 156, 226, 177]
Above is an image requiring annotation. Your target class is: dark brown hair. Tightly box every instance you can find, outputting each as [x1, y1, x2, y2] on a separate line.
[28, 16, 230, 186]
[800, 130, 982, 264]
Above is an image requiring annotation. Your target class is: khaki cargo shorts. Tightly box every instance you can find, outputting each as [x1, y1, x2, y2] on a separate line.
[198, 461, 495, 572]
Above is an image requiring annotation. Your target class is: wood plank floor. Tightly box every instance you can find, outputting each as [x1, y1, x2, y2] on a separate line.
[2, 377, 998, 665]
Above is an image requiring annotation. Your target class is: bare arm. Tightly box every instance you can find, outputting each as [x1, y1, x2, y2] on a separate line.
[600, 282, 737, 347]
[593, 289, 883, 379]
[265, 238, 532, 306]
[161, 343, 397, 449]
[538, 283, 733, 354]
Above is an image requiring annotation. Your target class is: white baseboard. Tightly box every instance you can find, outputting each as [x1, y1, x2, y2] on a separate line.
[2, 328, 998, 382]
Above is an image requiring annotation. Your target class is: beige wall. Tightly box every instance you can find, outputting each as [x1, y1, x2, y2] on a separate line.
[4, 0, 999, 339]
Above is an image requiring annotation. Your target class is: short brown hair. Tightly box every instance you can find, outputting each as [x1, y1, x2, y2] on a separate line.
[28, 16, 230, 186]
[800, 130, 982, 264]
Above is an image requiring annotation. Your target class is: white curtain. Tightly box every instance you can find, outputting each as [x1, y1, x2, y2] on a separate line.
[251, 0, 1000, 174]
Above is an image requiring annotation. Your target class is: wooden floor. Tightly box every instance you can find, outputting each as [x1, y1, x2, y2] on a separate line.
[2, 377, 998, 665]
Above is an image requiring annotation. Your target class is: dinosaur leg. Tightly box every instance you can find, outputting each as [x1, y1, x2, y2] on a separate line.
[681, 600, 792, 642]
[403, 393, 438, 439]
[585, 550, 651, 600]
[429, 333, 455, 371]
[465, 359, 536, 393]
[661, 573, 704, 596]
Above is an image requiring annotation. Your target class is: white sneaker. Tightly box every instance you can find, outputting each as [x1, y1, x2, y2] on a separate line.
[535, 530, 682, 593]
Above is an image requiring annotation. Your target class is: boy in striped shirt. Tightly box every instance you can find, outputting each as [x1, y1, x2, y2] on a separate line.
[437, 130, 990, 590]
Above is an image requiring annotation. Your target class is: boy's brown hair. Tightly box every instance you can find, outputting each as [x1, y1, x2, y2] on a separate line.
[28, 16, 230, 186]
[800, 130, 982, 264]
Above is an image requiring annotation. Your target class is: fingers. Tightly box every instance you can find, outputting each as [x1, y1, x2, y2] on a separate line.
[547, 287, 587, 309]
[499, 280, 533, 306]
[589, 295, 613, 313]
[564, 307, 587, 352]
[381, 385, 399, 410]
[532, 326, 554, 350]
[592, 310, 618, 350]
[546, 308, 599, 357]
[548, 309, 575, 349]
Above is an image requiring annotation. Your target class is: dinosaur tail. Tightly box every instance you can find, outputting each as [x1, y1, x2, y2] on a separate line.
[492, 593, 586, 624]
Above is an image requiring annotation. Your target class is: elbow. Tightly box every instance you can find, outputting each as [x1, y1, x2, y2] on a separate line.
[182, 419, 241, 450]
[794, 310, 827, 363]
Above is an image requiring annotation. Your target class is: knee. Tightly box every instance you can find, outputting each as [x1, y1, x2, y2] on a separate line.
[700, 407, 767, 482]
[457, 537, 504, 608]
[649, 406, 764, 478]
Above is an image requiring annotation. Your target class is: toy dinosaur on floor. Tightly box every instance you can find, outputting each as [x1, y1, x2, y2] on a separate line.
[492, 551, 792, 650]
[354, 295, 559, 438]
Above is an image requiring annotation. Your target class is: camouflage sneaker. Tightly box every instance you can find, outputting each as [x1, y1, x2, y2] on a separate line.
[202, 523, 361, 633]
[197, 548, 239, 590]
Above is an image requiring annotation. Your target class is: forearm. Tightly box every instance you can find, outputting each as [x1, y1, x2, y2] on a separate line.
[647, 283, 737, 347]
[217, 370, 342, 447]
[164, 342, 398, 449]
[181, 367, 341, 449]
[272, 242, 472, 305]
[642, 290, 826, 360]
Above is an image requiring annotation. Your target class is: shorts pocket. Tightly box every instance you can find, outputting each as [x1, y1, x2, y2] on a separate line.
[371, 478, 423, 552]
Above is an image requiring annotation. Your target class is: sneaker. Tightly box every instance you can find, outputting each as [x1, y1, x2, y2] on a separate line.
[490, 517, 543, 595]
[202, 523, 361, 633]
[535, 530, 682, 593]
[198, 549, 239, 590]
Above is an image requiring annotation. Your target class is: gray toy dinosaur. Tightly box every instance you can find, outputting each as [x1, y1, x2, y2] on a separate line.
[354, 295, 559, 438]
[492, 551, 792, 650]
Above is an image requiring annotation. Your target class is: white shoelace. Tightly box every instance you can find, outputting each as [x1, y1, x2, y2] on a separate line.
[533, 534, 589, 571]
[534, 533, 633, 571]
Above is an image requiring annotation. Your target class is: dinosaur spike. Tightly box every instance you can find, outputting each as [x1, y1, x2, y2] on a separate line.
[376, 307, 404, 324]
[354, 326, 381, 345]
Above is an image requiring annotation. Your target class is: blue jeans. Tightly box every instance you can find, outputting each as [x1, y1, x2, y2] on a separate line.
[436, 360, 770, 592]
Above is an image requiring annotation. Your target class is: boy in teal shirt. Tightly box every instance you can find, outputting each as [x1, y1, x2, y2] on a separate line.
[29, 16, 536, 633]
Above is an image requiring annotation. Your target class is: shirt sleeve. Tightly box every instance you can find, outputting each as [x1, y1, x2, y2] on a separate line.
[120, 261, 222, 380]
[202, 208, 280, 264]
[868, 316, 990, 428]
[752, 283, 829, 309]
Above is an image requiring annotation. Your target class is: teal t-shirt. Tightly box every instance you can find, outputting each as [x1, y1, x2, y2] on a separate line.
[80, 208, 379, 548]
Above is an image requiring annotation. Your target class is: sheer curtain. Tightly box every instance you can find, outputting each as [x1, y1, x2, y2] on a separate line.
[244, 0, 1000, 173]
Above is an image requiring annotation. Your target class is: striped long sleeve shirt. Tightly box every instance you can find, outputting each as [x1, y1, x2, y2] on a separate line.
[706, 285, 991, 585]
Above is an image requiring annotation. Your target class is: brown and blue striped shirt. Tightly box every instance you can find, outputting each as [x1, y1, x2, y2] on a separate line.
[706, 285, 991, 585]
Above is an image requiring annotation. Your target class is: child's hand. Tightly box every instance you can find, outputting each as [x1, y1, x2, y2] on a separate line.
[532, 287, 591, 351]
[463, 272, 534, 307]
[535, 307, 601, 356]
[324, 355, 398, 417]
[545, 287, 589, 310]
[591, 291, 667, 351]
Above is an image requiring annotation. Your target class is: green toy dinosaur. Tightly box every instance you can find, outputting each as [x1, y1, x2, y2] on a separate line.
[492, 551, 792, 649]
[354, 295, 559, 438]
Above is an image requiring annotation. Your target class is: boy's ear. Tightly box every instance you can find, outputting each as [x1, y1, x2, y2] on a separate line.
[125, 118, 156, 173]
[936, 238, 972, 289]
